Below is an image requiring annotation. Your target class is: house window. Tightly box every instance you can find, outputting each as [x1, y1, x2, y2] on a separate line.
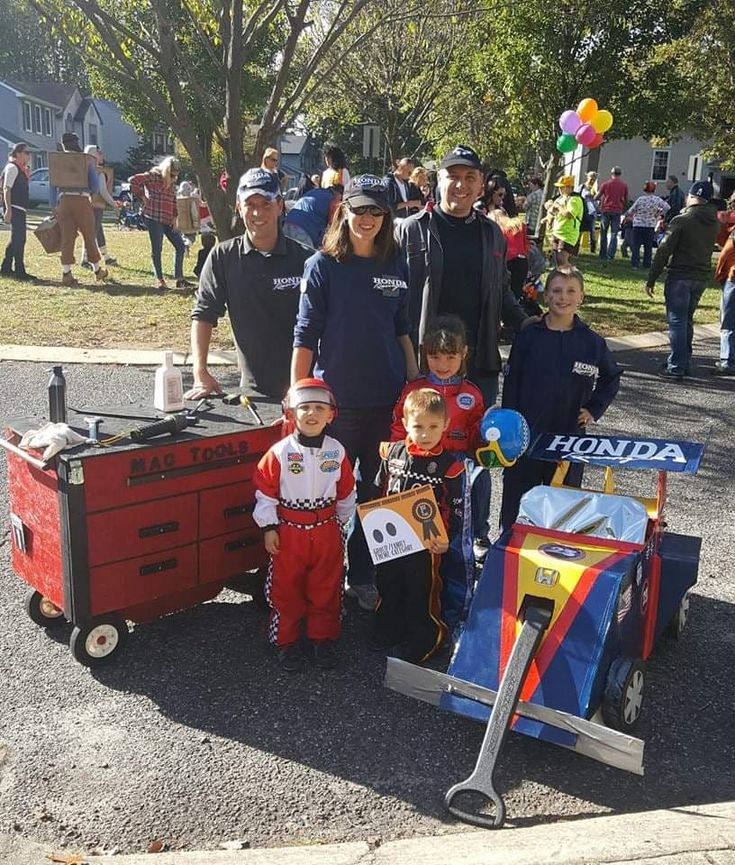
[33, 104, 42, 134]
[651, 149, 670, 182]
[43, 108, 52, 136]
[153, 131, 165, 154]
[23, 102, 32, 132]
[88, 123, 98, 146]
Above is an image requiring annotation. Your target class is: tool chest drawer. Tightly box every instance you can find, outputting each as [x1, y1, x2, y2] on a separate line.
[198, 528, 264, 584]
[86, 494, 199, 567]
[199, 484, 257, 539]
[89, 543, 199, 616]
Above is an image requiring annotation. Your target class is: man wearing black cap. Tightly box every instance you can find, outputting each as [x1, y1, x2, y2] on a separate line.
[645, 180, 719, 381]
[186, 168, 310, 399]
[396, 144, 526, 407]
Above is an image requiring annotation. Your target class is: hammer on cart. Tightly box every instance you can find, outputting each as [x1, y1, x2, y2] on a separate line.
[218, 393, 265, 425]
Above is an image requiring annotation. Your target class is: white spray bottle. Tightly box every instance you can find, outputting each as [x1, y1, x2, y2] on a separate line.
[153, 351, 184, 412]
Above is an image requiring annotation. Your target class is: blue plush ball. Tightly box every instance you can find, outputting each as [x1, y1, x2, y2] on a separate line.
[479, 408, 531, 461]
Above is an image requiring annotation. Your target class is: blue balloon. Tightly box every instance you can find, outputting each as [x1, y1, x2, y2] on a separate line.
[477, 408, 531, 468]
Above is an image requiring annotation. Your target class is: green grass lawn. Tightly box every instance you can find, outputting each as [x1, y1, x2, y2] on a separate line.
[0, 213, 720, 350]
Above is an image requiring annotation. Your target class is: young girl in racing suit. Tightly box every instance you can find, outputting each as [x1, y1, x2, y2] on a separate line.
[390, 315, 482, 632]
[253, 379, 356, 672]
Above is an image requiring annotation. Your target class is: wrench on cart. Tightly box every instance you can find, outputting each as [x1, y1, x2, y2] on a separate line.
[445, 603, 552, 829]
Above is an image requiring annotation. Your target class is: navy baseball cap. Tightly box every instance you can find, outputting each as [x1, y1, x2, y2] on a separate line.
[236, 168, 281, 202]
[439, 145, 482, 171]
[343, 175, 389, 212]
[688, 180, 713, 201]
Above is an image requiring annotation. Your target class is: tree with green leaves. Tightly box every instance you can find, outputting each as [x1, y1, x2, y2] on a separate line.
[28, 0, 377, 237]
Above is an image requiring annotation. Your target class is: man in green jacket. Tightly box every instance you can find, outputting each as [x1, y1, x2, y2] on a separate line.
[645, 181, 718, 381]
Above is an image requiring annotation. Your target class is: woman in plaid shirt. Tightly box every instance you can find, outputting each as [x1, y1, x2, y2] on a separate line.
[130, 156, 191, 290]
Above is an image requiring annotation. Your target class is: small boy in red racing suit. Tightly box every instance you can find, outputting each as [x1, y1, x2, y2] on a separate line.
[254, 379, 356, 672]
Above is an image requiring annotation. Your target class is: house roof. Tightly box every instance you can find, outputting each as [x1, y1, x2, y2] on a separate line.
[0, 125, 19, 145]
[4, 80, 78, 110]
[280, 134, 307, 155]
[75, 96, 101, 123]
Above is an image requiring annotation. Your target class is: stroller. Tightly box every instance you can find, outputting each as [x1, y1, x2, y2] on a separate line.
[117, 199, 147, 231]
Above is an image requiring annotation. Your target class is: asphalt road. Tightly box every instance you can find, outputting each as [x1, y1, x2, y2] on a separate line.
[0, 341, 733, 857]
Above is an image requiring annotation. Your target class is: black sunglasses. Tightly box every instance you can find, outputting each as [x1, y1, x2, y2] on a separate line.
[347, 204, 385, 217]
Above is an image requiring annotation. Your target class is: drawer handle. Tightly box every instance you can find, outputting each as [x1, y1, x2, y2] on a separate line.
[139, 520, 180, 538]
[223, 504, 255, 519]
[140, 558, 177, 576]
[224, 537, 259, 552]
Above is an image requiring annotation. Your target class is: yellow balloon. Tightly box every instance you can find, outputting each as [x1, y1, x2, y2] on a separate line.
[577, 98, 598, 123]
[592, 109, 614, 133]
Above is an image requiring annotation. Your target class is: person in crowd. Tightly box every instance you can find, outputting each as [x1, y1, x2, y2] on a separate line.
[253, 378, 356, 672]
[1, 141, 34, 281]
[712, 220, 735, 375]
[488, 169, 518, 216]
[261, 147, 287, 191]
[296, 172, 315, 198]
[396, 144, 527, 412]
[310, 173, 321, 188]
[186, 168, 311, 399]
[495, 211, 530, 301]
[321, 145, 350, 189]
[385, 157, 423, 217]
[524, 176, 544, 236]
[193, 231, 216, 279]
[80, 145, 118, 269]
[175, 179, 202, 250]
[578, 171, 598, 253]
[501, 267, 621, 529]
[409, 166, 432, 204]
[49, 131, 107, 287]
[373, 389, 465, 662]
[665, 174, 686, 223]
[545, 175, 583, 267]
[595, 166, 629, 262]
[715, 192, 735, 247]
[292, 174, 419, 613]
[389, 315, 483, 631]
[483, 176, 507, 222]
[282, 183, 342, 248]
[625, 181, 670, 269]
[130, 156, 190, 290]
[645, 180, 719, 380]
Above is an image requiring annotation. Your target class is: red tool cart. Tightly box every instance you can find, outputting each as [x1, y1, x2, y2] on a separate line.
[1, 402, 281, 667]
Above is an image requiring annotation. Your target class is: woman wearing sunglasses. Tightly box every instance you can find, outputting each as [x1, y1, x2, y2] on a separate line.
[292, 175, 419, 612]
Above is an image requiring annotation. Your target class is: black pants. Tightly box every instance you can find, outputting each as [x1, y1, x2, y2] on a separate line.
[375, 550, 446, 662]
[500, 455, 584, 531]
[328, 405, 393, 587]
[1, 208, 27, 274]
[508, 257, 529, 302]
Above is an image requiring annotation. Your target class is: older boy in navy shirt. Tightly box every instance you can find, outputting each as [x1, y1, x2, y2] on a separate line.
[500, 267, 621, 529]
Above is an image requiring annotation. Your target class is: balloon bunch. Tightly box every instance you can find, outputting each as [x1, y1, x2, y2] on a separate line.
[556, 99, 614, 154]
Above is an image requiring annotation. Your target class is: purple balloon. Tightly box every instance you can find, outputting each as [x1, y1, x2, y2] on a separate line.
[559, 110, 581, 134]
[575, 122, 597, 146]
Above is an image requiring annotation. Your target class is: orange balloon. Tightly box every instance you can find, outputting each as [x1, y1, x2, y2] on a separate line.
[577, 98, 598, 123]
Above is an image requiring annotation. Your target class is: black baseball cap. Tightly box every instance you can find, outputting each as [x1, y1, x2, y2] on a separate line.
[439, 145, 482, 171]
[688, 180, 713, 202]
[343, 175, 389, 212]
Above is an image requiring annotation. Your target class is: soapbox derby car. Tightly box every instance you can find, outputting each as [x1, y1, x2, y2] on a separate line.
[386, 433, 705, 828]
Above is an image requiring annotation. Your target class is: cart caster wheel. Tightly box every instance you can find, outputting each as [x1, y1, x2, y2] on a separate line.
[70, 615, 128, 667]
[602, 657, 645, 733]
[665, 591, 690, 639]
[25, 589, 65, 628]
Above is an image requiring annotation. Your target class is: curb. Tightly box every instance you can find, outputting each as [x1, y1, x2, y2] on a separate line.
[0, 325, 722, 369]
[15, 801, 733, 865]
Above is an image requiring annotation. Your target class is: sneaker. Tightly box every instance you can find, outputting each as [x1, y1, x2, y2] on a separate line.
[277, 643, 305, 672]
[61, 272, 79, 287]
[712, 362, 735, 376]
[657, 367, 684, 382]
[80, 260, 92, 269]
[156, 279, 169, 290]
[311, 640, 338, 669]
[95, 267, 109, 282]
[104, 256, 118, 266]
[175, 278, 194, 290]
[345, 583, 379, 611]
[0, 265, 12, 277]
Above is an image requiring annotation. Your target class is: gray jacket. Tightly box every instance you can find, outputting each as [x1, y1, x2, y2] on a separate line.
[395, 206, 526, 373]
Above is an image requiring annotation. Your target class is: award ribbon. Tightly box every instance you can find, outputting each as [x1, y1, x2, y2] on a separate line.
[412, 498, 440, 542]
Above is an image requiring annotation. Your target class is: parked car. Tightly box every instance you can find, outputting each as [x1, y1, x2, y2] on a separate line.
[27, 167, 51, 205]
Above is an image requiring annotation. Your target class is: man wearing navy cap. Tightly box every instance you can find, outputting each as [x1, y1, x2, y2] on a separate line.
[645, 180, 719, 381]
[187, 167, 311, 398]
[396, 144, 526, 408]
